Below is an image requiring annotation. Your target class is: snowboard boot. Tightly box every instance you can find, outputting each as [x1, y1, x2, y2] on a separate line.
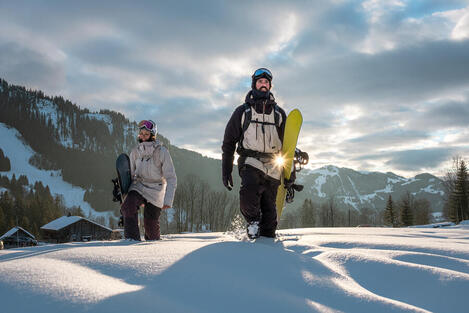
[260, 228, 276, 238]
[124, 215, 141, 241]
[247, 221, 260, 239]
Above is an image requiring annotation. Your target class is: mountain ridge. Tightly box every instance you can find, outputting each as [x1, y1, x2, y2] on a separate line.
[0, 78, 446, 214]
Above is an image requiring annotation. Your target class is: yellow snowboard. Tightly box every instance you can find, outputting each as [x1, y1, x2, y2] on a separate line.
[276, 109, 303, 221]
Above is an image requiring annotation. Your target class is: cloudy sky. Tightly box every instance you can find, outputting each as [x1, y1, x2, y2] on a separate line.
[1, 0, 469, 178]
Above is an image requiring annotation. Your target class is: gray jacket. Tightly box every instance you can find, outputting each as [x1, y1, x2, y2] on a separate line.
[128, 140, 177, 208]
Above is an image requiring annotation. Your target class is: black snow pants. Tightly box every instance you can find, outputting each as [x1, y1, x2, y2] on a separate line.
[121, 190, 162, 241]
[239, 165, 280, 237]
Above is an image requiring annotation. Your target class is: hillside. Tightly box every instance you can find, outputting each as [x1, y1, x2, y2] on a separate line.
[0, 79, 231, 215]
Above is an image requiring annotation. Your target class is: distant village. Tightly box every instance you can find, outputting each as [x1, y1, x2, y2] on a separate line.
[0, 215, 122, 249]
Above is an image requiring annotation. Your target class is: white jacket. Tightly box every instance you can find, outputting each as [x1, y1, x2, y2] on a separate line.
[128, 140, 177, 208]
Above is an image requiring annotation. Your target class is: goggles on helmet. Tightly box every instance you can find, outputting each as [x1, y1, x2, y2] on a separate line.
[252, 68, 273, 80]
[138, 120, 155, 133]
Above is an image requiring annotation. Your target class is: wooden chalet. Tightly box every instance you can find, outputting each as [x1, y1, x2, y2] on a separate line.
[40, 216, 112, 243]
[0, 226, 37, 248]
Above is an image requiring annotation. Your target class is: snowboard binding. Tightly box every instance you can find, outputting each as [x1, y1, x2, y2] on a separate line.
[111, 178, 122, 203]
[293, 148, 309, 172]
[285, 148, 309, 203]
[111, 178, 125, 228]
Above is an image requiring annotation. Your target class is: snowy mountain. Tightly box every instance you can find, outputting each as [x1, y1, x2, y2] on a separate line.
[0, 78, 227, 216]
[1, 225, 469, 313]
[294, 165, 445, 212]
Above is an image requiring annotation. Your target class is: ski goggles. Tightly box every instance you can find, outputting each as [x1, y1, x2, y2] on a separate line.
[252, 68, 272, 80]
[138, 120, 155, 132]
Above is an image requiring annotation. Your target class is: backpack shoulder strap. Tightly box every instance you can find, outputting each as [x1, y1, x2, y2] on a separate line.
[239, 103, 251, 149]
[273, 104, 282, 133]
[241, 102, 251, 133]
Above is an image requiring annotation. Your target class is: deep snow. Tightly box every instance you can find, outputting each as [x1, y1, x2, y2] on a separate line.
[1, 226, 468, 313]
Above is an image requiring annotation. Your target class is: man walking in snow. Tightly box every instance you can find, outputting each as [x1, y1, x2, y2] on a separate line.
[121, 120, 177, 240]
[222, 68, 287, 239]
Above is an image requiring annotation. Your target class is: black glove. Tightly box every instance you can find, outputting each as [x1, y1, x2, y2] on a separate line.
[118, 215, 124, 227]
[284, 177, 294, 189]
[222, 153, 234, 191]
[223, 174, 233, 191]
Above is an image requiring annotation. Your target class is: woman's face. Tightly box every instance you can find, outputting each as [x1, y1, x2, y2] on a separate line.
[138, 129, 151, 141]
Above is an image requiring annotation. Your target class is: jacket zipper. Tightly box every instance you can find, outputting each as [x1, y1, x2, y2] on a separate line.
[256, 118, 258, 140]
[262, 100, 266, 152]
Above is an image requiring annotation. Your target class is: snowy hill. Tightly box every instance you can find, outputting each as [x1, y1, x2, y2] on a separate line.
[0, 78, 227, 215]
[295, 165, 445, 212]
[1, 226, 469, 313]
[0, 122, 108, 218]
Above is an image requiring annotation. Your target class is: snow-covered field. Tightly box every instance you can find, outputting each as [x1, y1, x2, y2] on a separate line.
[1, 226, 468, 313]
[0, 122, 109, 218]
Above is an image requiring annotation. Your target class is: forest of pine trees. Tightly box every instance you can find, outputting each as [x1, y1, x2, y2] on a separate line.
[0, 174, 85, 239]
[280, 191, 432, 229]
[0, 149, 10, 171]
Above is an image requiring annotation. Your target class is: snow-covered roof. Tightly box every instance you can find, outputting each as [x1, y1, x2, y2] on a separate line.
[41, 216, 111, 231]
[0, 226, 36, 240]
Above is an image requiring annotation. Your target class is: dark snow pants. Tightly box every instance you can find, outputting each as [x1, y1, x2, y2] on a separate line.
[121, 190, 162, 241]
[239, 165, 280, 237]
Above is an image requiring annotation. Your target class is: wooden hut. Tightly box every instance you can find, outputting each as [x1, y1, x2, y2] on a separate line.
[0, 226, 37, 248]
[41, 216, 112, 243]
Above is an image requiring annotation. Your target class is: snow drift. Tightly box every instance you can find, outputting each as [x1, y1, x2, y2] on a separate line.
[1, 226, 469, 313]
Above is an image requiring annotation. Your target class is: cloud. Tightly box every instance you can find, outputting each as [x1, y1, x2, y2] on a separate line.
[0, 42, 65, 91]
[1, 0, 469, 176]
[384, 148, 457, 171]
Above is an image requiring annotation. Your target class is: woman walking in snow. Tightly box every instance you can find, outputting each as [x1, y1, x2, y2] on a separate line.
[121, 119, 177, 240]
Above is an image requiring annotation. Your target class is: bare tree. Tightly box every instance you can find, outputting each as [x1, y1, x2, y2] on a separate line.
[413, 198, 431, 225]
[328, 195, 336, 227]
[197, 181, 209, 231]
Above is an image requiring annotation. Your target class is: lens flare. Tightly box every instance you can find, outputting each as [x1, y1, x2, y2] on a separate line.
[275, 155, 285, 167]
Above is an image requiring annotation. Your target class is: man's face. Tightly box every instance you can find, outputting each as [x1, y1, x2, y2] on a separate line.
[255, 78, 270, 91]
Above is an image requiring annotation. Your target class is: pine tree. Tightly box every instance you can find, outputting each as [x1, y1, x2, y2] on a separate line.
[400, 192, 414, 227]
[384, 195, 397, 227]
[300, 199, 315, 227]
[452, 160, 469, 222]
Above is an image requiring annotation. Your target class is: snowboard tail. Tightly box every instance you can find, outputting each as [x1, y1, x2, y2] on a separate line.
[276, 109, 303, 221]
[116, 153, 131, 200]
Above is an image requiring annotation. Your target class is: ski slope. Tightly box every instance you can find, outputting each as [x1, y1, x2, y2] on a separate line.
[1, 226, 469, 313]
[0, 122, 109, 218]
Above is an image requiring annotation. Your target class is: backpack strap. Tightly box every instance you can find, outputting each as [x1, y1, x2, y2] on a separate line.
[239, 103, 251, 149]
[241, 102, 251, 133]
[273, 104, 282, 135]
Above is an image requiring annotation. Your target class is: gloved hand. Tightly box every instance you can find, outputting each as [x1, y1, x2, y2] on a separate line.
[223, 173, 233, 191]
[222, 153, 234, 191]
[284, 176, 294, 189]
